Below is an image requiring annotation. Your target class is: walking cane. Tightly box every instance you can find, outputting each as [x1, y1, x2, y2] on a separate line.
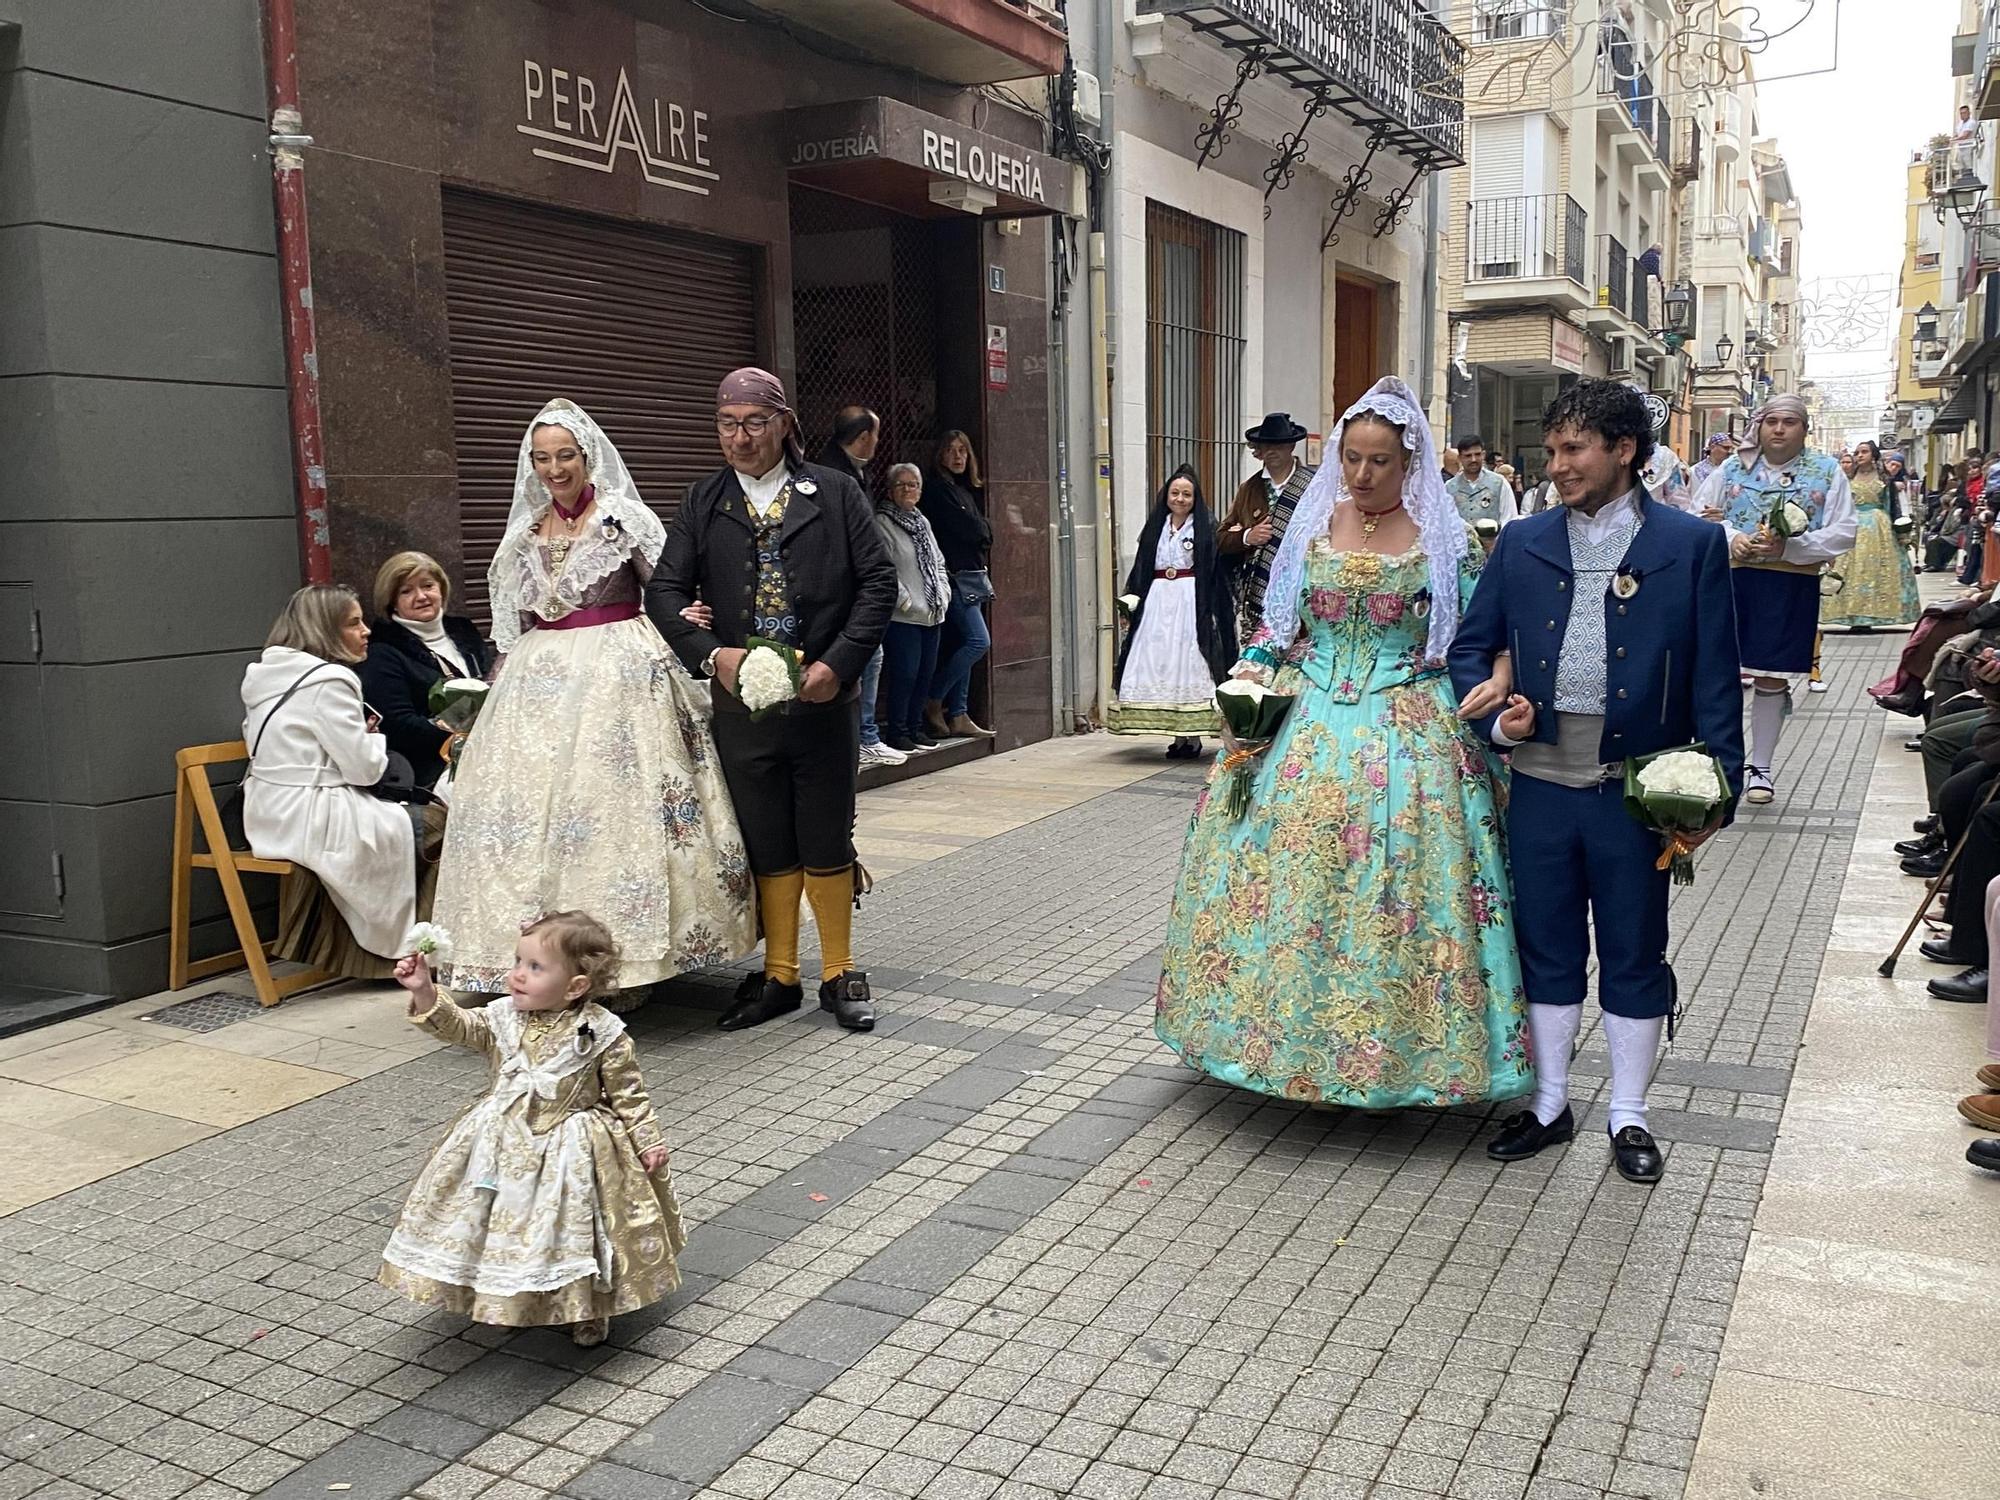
[1880, 771, 2000, 977]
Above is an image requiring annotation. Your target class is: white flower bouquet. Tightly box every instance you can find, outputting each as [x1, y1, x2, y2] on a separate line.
[1764, 493, 1811, 539]
[737, 637, 803, 718]
[1623, 745, 1731, 886]
[427, 677, 490, 770]
[400, 923, 454, 962]
[1213, 679, 1295, 819]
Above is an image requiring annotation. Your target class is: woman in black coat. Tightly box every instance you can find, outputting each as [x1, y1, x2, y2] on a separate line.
[358, 551, 493, 789]
[1110, 464, 1237, 758]
[919, 430, 997, 739]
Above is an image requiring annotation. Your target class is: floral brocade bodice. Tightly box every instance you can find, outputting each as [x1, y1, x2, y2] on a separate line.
[1282, 541, 1435, 705]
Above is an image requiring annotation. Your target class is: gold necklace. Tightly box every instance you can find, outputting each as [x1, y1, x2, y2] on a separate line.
[544, 505, 587, 572]
[1358, 503, 1402, 538]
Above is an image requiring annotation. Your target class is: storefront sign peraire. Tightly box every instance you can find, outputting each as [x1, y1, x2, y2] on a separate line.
[518, 61, 718, 196]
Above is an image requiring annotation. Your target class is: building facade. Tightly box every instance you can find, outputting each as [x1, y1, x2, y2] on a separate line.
[0, 0, 1081, 1004]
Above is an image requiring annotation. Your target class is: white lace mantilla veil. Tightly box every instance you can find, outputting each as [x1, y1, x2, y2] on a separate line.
[488, 399, 668, 654]
[1258, 376, 1467, 664]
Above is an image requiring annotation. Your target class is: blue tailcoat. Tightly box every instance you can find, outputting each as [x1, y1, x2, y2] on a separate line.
[1448, 495, 1745, 809]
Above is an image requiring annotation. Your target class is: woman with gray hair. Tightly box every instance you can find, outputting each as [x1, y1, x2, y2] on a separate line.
[875, 462, 951, 752]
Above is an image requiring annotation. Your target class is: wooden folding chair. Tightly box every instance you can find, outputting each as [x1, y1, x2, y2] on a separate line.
[167, 740, 336, 1008]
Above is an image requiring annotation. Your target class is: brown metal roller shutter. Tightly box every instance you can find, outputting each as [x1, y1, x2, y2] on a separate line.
[439, 188, 760, 620]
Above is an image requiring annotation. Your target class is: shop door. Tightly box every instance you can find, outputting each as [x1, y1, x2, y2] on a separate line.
[439, 189, 760, 619]
[789, 186, 981, 481]
[1332, 277, 1380, 427]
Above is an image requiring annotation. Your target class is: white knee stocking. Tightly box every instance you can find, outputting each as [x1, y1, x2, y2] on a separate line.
[1749, 685, 1788, 773]
[1528, 1003, 1583, 1126]
[1603, 1012, 1666, 1134]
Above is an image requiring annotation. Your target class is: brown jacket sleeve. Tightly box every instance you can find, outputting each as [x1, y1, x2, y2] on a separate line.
[1217, 482, 1266, 556]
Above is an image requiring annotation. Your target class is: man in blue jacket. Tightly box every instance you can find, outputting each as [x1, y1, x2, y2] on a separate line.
[1450, 381, 1743, 1183]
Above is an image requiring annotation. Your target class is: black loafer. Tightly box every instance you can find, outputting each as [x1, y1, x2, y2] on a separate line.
[1896, 832, 1945, 857]
[1486, 1105, 1574, 1162]
[1903, 851, 1947, 878]
[818, 970, 877, 1032]
[718, 977, 804, 1031]
[1609, 1125, 1665, 1183]
[1921, 938, 1977, 966]
[1969, 1138, 2000, 1172]
[1915, 814, 1941, 835]
[1928, 967, 1990, 1003]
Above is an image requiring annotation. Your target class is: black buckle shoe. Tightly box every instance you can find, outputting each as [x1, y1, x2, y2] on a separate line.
[1486, 1105, 1574, 1162]
[1609, 1125, 1665, 1183]
[1927, 966, 1989, 1003]
[718, 976, 804, 1031]
[1902, 851, 1947, 878]
[1896, 831, 1945, 857]
[1921, 937, 1977, 966]
[819, 971, 877, 1032]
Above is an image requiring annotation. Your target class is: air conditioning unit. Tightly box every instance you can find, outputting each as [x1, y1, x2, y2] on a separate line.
[1649, 351, 1688, 393]
[1607, 334, 1636, 378]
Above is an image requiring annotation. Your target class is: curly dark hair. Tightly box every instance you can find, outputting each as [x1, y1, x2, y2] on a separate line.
[1540, 380, 1655, 485]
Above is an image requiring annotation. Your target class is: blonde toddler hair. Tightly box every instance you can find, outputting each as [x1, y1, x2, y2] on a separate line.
[522, 911, 622, 1001]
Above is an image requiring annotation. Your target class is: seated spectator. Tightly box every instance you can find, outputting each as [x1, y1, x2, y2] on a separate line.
[1958, 888, 2000, 1147]
[243, 584, 441, 979]
[360, 551, 493, 789]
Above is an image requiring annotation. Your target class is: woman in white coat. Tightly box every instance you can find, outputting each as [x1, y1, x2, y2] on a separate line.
[241, 584, 424, 970]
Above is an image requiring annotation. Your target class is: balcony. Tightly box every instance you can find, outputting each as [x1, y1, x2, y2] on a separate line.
[1465, 193, 1590, 311]
[1137, 0, 1468, 167]
[1468, 0, 1567, 42]
[1588, 233, 1629, 328]
[745, 0, 1065, 84]
[1712, 92, 1745, 162]
[1978, 1, 2000, 117]
[1595, 54, 1671, 191]
[1671, 115, 1703, 186]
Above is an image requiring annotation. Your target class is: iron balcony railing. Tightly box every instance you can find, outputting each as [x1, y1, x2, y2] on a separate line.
[1141, 0, 1469, 166]
[1632, 268, 1653, 329]
[1672, 115, 1703, 183]
[1595, 233, 1629, 316]
[1468, 193, 1587, 287]
[1597, 52, 1669, 163]
[1470, 0, 1568, 42]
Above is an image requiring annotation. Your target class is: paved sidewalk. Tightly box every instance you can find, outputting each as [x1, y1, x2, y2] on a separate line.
[0, 641, 1922, 1500]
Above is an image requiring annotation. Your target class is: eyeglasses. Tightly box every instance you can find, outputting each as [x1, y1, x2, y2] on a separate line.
[891, 480, 922, 492]
[716, 414, 776, 437]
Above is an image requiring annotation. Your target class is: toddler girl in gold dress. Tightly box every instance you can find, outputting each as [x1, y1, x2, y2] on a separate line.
[379, 911, 686, 1345]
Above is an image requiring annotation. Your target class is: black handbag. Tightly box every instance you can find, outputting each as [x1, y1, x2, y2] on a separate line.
[952, 568, 996, 607]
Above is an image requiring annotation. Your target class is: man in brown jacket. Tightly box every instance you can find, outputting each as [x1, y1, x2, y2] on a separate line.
[1220, 412, 1314, 643]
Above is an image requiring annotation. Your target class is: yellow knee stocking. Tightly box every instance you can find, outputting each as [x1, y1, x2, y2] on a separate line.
[756, 870, 805, 986]
[804, 866, 855, 983]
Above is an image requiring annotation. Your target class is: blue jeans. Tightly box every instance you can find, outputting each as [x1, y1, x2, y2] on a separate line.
[928, 584, 991, 718]
[882, 621, 942, 740]
[857, 646, 886, 746]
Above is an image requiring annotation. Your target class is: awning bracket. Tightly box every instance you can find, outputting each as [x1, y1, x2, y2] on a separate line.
[1262, 86, 1334, 210]
[1321, 125, 1389, 252]
[1371, 161, 1427, 239]
[1195, 43, 1269, 170]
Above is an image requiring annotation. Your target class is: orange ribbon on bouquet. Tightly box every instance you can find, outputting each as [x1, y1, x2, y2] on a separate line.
[1654, 831, 1698, 872]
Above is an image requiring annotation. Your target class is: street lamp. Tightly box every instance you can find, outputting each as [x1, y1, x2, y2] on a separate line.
[1714, 333, 1735, 368]
[1663, 280, 1694, 335]
[1947, 172, 1988, 227]
[1915, 300, 1940, 343]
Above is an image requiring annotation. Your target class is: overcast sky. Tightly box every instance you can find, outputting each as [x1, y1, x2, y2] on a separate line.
[1752, 0, 1960, 417]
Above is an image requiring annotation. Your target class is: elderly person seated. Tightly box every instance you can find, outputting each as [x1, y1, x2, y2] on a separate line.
[359, 550, 493, 789]
[242, 584, 441, 979]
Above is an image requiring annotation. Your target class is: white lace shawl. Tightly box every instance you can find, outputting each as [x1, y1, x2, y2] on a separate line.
[1258, 376, 1466, 664]
[488, 400, 667, 653]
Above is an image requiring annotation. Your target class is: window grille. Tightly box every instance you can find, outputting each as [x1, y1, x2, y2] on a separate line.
[1145, 200, 1246, 510]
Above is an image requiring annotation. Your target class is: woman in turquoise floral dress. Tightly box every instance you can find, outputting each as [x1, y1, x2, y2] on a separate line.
[1156, 377, 1534, 1109]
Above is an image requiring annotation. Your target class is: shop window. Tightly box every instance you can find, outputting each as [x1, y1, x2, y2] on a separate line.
[1145, 200, 1246, 507]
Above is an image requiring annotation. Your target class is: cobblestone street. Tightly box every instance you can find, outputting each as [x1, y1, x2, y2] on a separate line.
[0, 630, 1945, 1500]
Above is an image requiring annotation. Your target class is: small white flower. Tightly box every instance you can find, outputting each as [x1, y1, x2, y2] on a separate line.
[737, 646, 797, 713]
[402, 923, 454, 960]
[1636, 751, 1722, 804]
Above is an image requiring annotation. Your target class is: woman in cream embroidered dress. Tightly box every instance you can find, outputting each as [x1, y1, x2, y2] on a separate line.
[380, 914, 685, 1329]
[430, 400, 756, 994]
[1155, 378, 1533, 1109]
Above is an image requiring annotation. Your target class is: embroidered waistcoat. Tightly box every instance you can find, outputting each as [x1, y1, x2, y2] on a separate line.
[1553, 507, 1644, 715]
[1714, 448, 1840, 536]
[750, 484, 803, 646]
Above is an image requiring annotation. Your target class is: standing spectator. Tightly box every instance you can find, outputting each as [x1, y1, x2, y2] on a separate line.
[1219, 412, 1316, 645]
[920, 430, 996, 740]
[360, 551, 493, 790]
[1690, 433, 1734, 494]
[242, 584, 430, 977]
[647, 367, 897, 1034]
[1109, 464, 1236, 758]
[1963, 451, 1988, 585]
[874, 463, 951, 753]
[816, 407, 905, 771]
[1955, 104, 1982, 179]
[1446, 435, 1518, 527]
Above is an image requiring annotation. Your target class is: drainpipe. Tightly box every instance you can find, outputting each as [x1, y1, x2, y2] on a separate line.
[1091, 0, 1121, 725]
[1420, 170, 1441, 417]
[261, 0, 332, 584]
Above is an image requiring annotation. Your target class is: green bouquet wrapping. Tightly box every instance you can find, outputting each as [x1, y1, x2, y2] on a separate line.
[427, 677, 491, 770]
[1214, 680, 1295, 819]
[1764, 490, 1811, 539]
[1622, 742, 1730, 886]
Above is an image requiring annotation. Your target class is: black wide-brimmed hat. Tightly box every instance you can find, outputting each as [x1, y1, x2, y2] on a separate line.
[1245, 412, 1308, 445]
